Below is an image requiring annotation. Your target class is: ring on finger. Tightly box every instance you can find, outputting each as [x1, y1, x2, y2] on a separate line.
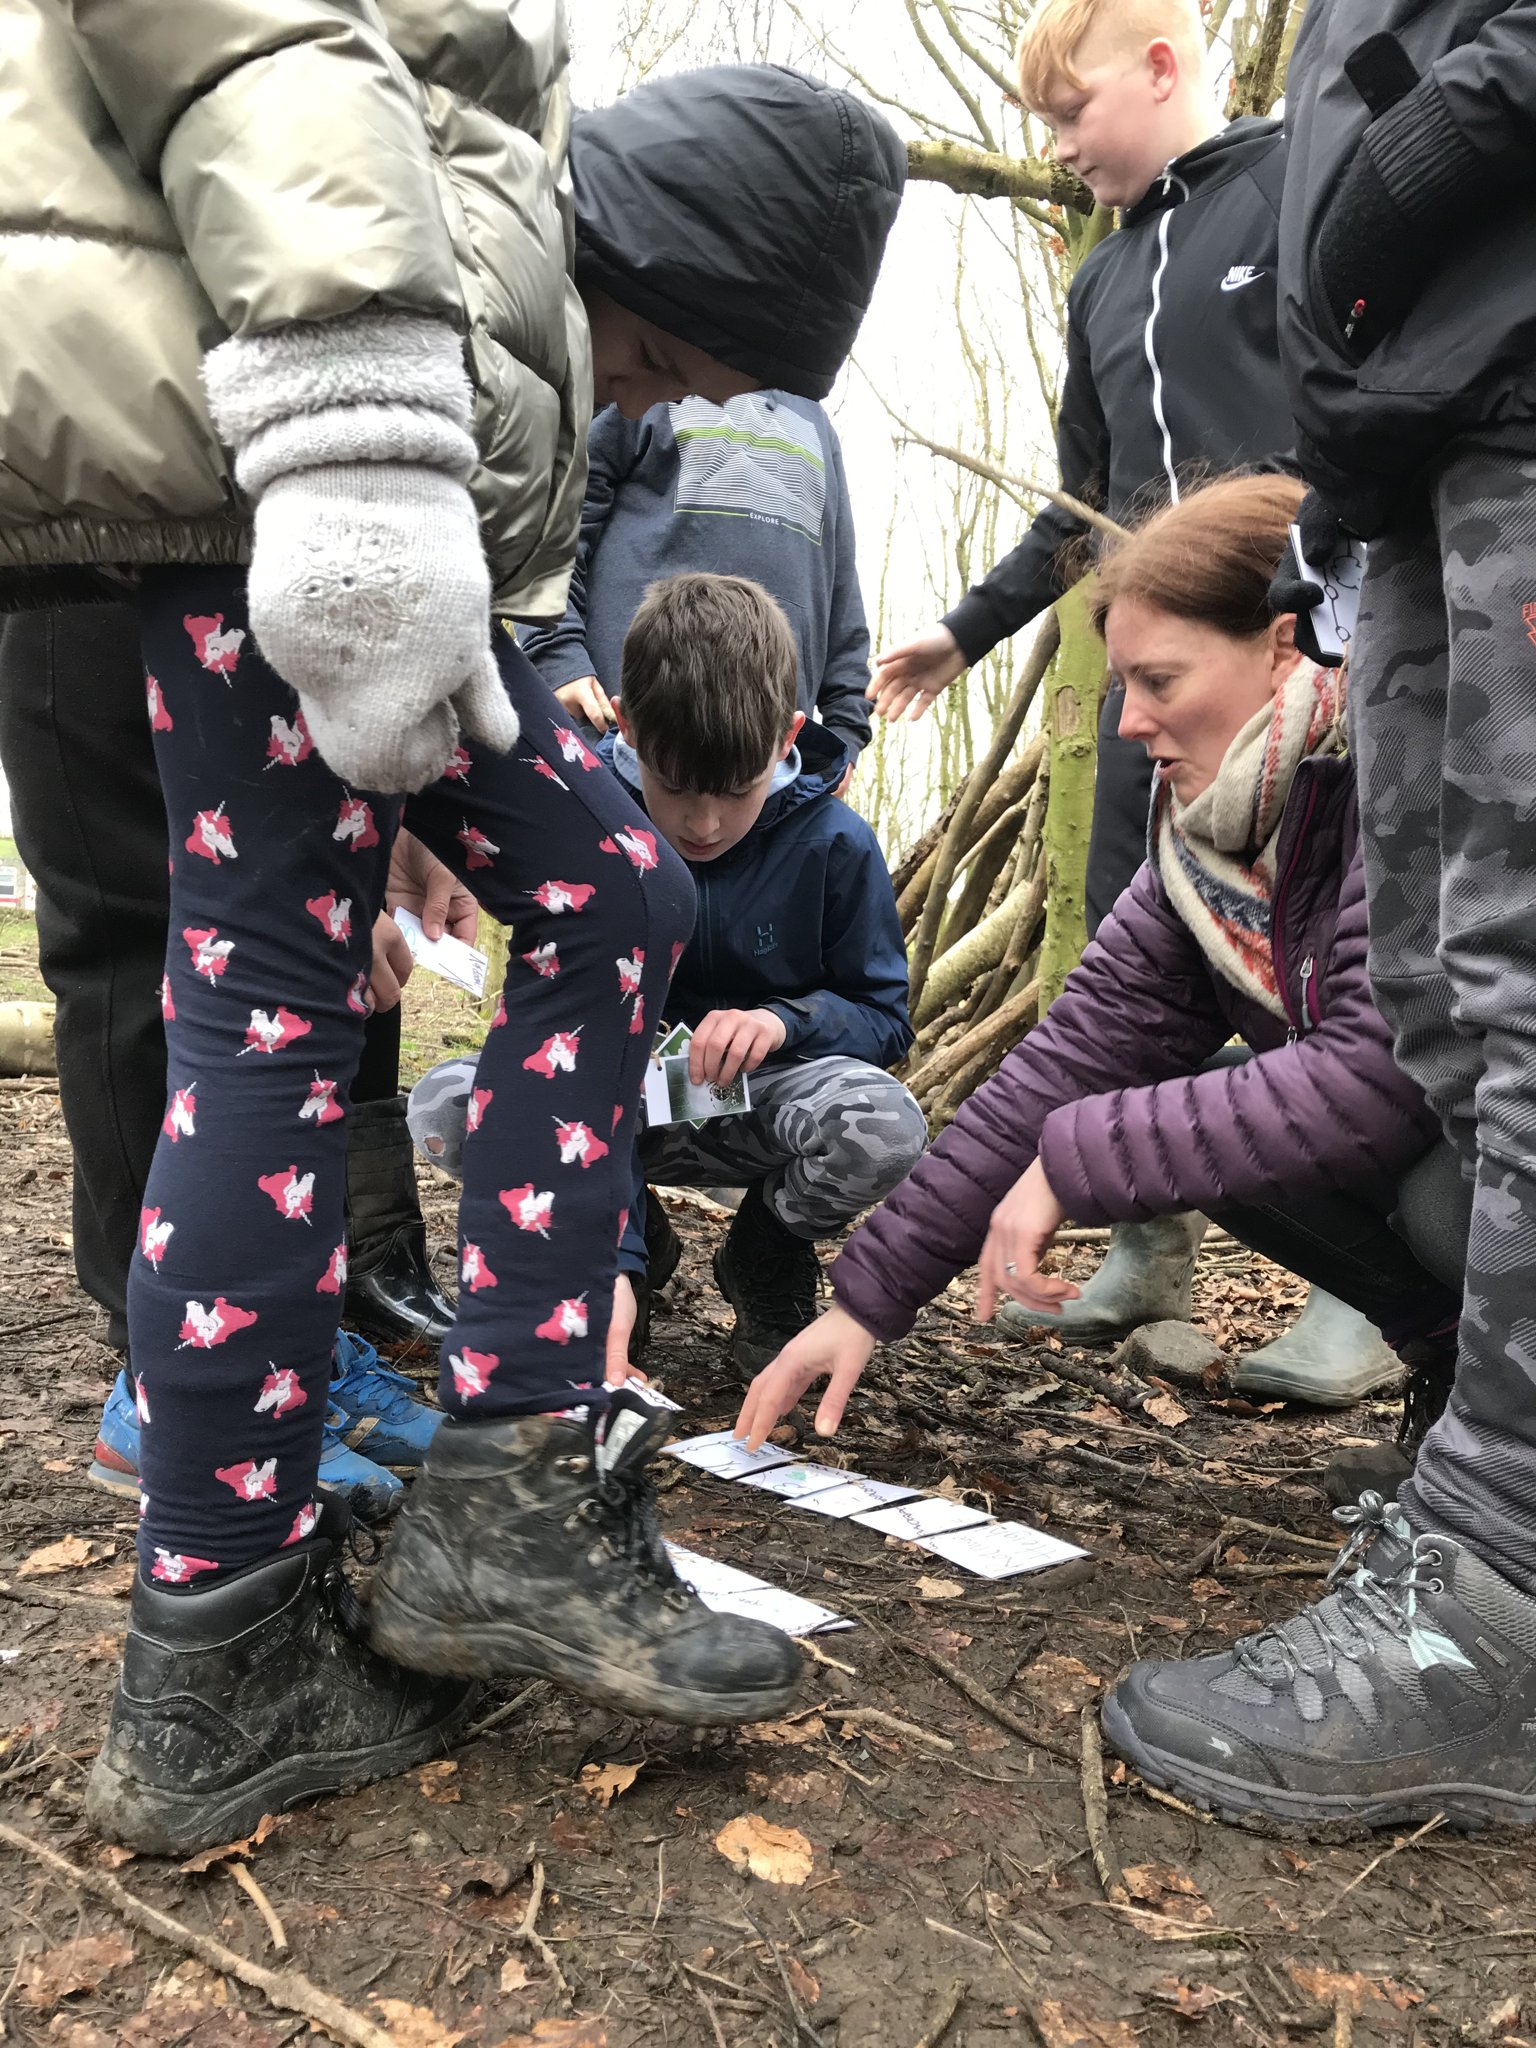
[1003, 1260, 1017, 1276]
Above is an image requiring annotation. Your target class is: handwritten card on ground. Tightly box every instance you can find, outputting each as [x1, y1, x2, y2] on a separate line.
[392, 907, 488, 999]
[666, 1431, 795, 1478]
[852, 1496, 991, 1540]
[665, 1545, 852, 1635]
[915, 1520, 1090, 1580]
[787, 1477, 924, 1519]
[737, 1462, 856, 1501]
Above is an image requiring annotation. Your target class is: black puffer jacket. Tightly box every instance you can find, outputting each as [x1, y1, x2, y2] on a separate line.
[1281, 0, 1536, 536]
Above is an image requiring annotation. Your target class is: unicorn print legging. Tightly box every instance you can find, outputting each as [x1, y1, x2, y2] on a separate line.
[130, 567, 692, 1585]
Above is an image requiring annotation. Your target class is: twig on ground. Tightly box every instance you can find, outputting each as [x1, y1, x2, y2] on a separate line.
[744, 1908, 820, 2048]
[0, 1305, 90, 1343]
[1222, 1561, 1330, 1580]
[896, 1633, 1079, 1766]
[795, 1638, 858, 1678]
[678, 1959, 772, 2008]
[0, 1580, 123, 1612]
[922, 1917, 993, 1956]
[228, 1859, 288, 1951]
[0, 1819, 396, 2048]
[1079, 1708, 1128, 1905]
[1325, 1813, 1447, 1912]
[512, 1843, 569, 1997]
[912, 1976, 966, 2048]
[1025, 1351, 1154, 1415]
[465, 1680, 547, 1742]
[1333, 1995, 1353, 2048]
[1190, 1514, 1339, 1575]
[1136, 1782, 1213, 1825]
[691, 1977, 730, 2048]
[828, 1707, 955, 1753]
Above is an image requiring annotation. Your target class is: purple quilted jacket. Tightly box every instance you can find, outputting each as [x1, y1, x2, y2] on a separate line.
[833, 755, 1439, 1344]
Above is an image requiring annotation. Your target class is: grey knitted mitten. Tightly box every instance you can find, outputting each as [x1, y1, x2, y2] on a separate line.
[204, 314, 518, 793]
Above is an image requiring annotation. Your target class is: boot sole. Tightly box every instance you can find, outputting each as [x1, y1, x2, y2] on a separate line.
[83, 1689, 473, 1858]
[370, 1589, 801, 1726]
[1101, 1693, 1536, 1834]
[1229, 1359, 1403, 1407]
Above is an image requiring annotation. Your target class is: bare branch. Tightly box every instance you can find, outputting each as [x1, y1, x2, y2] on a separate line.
[906, 136, 1093, 211]
[904, 0, 998, 150]
[894, 418, 1129, 543]
[929, 0, 1022, 102]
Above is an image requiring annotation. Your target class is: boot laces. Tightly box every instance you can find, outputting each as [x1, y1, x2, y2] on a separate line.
[1234, 1491, 1444, 1685]
[319, 1548, 373, 1641]
[586, 1463, 691, 1606]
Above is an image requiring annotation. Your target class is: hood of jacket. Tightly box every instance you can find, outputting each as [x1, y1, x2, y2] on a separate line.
[0, 0, 586, 617]
[603, 716, 850, 858]
[571, 65, 905, 403]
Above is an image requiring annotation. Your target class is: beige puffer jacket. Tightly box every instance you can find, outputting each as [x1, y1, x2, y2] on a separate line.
[0, 0, 589, 620]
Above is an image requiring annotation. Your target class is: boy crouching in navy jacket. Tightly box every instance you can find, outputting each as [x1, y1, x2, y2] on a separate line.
[411, 573, 926, 1377]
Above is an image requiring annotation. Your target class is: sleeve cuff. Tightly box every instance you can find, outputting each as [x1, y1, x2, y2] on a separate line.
[523, 641, 602, 692]
[1363, 73, 1483, 225]
[941, 593, 1008, 667]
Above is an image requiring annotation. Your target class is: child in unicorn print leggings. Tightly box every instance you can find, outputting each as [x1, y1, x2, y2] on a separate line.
[133, 565, 692, 1579]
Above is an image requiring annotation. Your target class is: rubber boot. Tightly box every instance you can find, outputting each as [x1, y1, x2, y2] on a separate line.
[997, 1213, 1207, 1344]
[345, 1095, 455, 1349]
[369, 1386, 803, 1723]
[712, 1180, 820, 1378]
[1231, 1285, 1401, 1406]
[85, 1499, 472, 1855]
[1322, 1329, 1457, 1505]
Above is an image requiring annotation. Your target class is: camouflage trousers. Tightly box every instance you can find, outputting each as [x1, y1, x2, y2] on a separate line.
[639, 1056, 928, 1241]
[1349, 439, 1536, 1593]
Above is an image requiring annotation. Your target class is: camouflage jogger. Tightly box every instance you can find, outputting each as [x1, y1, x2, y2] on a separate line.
[1349, 439, 1536, 1597]
[638, 1056, 927, 1240]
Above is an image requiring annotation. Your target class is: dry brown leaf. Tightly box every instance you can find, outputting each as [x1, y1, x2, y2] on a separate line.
[1485, 1994, 1523, 2034]
[745, 1769, 843, 1810]
[1285, 1965, 1421, 2014]
[19, 1933, 136, 2009]
[145, 1961, 228, 2010]
[714, 1813, 813, 1885]
[41, 1457, 73, 1473]
[1105, 1904, 1221, 1942]
[97, 1843, 136, 1869]
[178, 1812, 286, 1873]
[16, 1533, 94, 1578]
[574, 1760, 641, 1809]
[1149, 1980, 1237, 2021]
[417, 1758, 462, 1803]
[499, 1957, 532, 1993]
[372, 1999, 467, 2047]
[1021, 1650, 1102, 1715]
[1033, 1998, 1139, 2048]
[915, 1576, 965, 1600]
[784, 1956, 820, 2006]
[1188, 1577, 1229, 1601]
[496, 2019, 609, 2048]
[743, 1715, 824, 1745]
[1143, 1391, 1190, 1428]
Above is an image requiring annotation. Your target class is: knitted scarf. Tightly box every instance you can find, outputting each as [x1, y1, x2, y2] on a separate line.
[1154, 658, 1344, 1016]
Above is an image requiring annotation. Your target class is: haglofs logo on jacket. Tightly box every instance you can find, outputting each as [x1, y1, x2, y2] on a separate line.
[1220, 265, 1264, 292]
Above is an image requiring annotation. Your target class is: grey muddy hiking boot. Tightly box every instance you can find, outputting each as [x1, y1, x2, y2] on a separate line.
[713, 1180, 821, 1377]
[998, 1213, 1207, 1343]
[1102, 1492, 1536, 1831]
[1233, 1286, 1401, 1406]
[369, 1386, 804, 1723]
[86, 1499, 472, 1855]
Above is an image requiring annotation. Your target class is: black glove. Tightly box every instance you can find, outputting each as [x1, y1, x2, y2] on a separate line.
[1315, 142, 1418, 356]
[1267, 491, 1358, 669]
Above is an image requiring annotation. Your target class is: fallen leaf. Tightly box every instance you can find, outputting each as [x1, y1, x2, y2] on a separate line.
[861, 1825, 955, 1867]
[1143, 1392, 1190, 1428]
[19, 1933, 136, 2010]
[714, 1813, 813, 1885]
[457, 1857, 516, 1897]
[145, 1961, 228, 2010]
[16, 1534, 94, 1578]
[371, 2000, 466, 2048]
[548, 1809, 606, 1854]
[745, 1769, 844, 1811]
[743, 1715, 825, 1746]
[1486, 1994, 1523, 2033]
[1020, 1650, 1102, 1716]
[928, 1626, 973, 1656]
[1285, 1965, 1421, 2014]
[1149, 1979, 1236, 2020]
[1123, 1862, 1210, 1923]
[785, 1956, 820, 2006]
[1105, 1904, 1221, 1941]
[499, 1957, 532, 1993]
[417, 1758, 462, 1803]
[1188, 1577, 1229, 1602]
[179, 1813, 286, 1873]
[1033, 1997, 1139, 2048]
[42, 1458, 73, 1473]
[97, 1844, 136, 1869]
[574, 1760, 641, 1809]
[497, 2020, 608, 2048]
[915, 1576, 965, 1600]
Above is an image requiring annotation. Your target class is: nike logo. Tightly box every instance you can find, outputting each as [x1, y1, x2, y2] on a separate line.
[1220, 265, 1264, 292]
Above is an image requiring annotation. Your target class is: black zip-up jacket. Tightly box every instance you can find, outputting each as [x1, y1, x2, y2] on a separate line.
[943, 119, 1294, 665]
[1280, 0, 1536, 537]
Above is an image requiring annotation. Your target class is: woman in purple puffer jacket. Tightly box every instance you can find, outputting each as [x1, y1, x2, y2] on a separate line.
[736, 474, 1461, 1485]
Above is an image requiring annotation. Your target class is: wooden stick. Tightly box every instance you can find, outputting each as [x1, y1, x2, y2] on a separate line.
[894, 1635, 1078, 1766]
[1327, 1813, 1446, 1910]
[228, 1859, 288, 1952]
[0, 1820, 398, 2048]
[691, 1978, 730, 2048]
[511, 1844, 569, 1996]
[1079, 1708, 1128, 1905]
[912, 1976, 966, 2048]
[827, 1707, 955, 1753]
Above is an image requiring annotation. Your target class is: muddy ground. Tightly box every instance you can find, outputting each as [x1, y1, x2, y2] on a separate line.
[1, 951, 1533, 2048]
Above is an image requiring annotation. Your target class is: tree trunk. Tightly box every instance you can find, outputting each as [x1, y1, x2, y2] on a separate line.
[1037, 580, 1106, 1013]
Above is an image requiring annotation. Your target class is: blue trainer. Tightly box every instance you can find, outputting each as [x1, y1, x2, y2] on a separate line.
[327, 1329, 443, 1469]
[89, 1367, 405, 1522]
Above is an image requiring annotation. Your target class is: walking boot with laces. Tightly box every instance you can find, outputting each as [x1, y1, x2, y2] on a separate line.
[998, 1213, 1207, 1344]
[85, 1498, 472, 1855]
[712, 1180, 820, 1378]
[1322, 1328, 1457, 1506]
[369, 1385, 804, 1722]
[345, 1095, 455, 1349]
[1102, 1491, 1536, 1830]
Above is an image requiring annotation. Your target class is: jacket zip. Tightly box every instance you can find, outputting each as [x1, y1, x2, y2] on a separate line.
[1271, 775, 1320, 1040]
[1143, 166, 1188, 504]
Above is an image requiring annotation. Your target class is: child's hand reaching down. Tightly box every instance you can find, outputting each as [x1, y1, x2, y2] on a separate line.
[689, 1007, 787, 1087]
[734, 1304, 877, 1449]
